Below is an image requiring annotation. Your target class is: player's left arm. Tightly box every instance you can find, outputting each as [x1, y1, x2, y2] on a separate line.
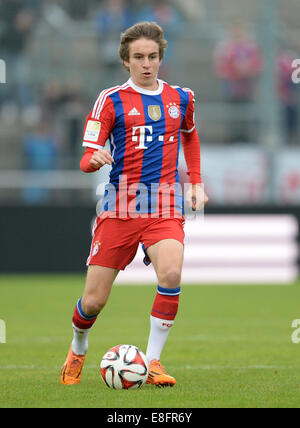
[181, 89, 208, 211]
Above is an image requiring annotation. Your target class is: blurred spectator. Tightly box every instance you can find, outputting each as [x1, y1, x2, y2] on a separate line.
[94, 0, 135, 80]
[277, 50, 299, 145]
[65, 0, 89, 20]
[61, 81, 88, 165]
[42, 0, 71, 29]
[214, 21, 262, 142]
[22, 120, 58, 204]
[41, 79, 87, 166]
[41, 80, 65, 121]
[171, 0, 205, 23]
[0, 0, 37, 109]
[214, 21, 262, 102]
[136, 0, 184, 80]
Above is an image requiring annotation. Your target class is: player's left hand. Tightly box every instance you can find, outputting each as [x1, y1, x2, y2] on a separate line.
[185, 183, 208, 211]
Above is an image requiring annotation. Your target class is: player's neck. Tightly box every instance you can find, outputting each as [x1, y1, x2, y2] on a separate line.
[130, 77, 159, 92]
[128, 77, 163, 95]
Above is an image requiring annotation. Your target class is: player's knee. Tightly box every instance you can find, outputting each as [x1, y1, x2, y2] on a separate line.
[159, 268, 181, 289]
[82, 295, 106, 316]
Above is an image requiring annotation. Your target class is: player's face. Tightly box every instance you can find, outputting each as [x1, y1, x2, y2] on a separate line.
[124, 38, 162, 90]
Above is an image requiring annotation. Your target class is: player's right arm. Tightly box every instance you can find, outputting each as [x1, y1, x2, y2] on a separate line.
[80, 147, 114, 172]
[80, 92, 115, 173]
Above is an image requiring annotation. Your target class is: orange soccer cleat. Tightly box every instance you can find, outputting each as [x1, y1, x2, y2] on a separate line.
[146, 359, 176, 387]
[61, 345, 86, 385]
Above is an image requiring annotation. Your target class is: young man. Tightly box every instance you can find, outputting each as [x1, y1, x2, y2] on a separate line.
[61, 22, 208, 387]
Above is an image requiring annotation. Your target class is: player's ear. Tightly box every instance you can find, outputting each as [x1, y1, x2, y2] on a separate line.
[123, 59, 130, 70]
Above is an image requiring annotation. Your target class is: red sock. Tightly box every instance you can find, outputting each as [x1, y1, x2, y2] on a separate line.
[151, 285, 181, 321]
[72, 298, 98, 330]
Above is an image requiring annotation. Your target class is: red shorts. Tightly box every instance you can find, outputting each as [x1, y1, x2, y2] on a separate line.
[87, 217, 185, 270]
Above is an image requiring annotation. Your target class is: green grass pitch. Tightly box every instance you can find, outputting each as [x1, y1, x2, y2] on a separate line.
[0, 274, 300, 408]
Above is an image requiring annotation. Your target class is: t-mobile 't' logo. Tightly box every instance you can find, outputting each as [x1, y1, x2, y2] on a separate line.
[132, 126, 152, 150]
[132, 126, 175, 150]
[0, 59, 6, 84]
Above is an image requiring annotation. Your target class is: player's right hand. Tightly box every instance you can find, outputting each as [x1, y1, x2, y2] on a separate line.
[90, 149, 114, 169]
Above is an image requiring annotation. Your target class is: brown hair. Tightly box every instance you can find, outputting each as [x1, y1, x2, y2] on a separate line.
[119, 21, 168, 71]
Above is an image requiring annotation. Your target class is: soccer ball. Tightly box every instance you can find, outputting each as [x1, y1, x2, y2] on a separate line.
[100, 344, 148, 390]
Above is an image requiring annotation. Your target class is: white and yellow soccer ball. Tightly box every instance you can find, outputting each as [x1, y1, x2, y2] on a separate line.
[100, 344, 148, 390]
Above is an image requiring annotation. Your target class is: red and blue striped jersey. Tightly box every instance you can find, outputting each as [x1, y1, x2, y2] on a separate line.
[81, 78, 200, 217]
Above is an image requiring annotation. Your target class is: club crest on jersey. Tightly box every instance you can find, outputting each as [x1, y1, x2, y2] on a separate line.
[148, 105, 161, 122]
[167, 103, 180, 119]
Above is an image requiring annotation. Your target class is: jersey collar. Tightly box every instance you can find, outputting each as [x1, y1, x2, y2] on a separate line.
[127, 78, 164, 95]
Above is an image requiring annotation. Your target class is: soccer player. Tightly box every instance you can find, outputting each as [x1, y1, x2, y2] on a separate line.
[61, 21, 208, 387]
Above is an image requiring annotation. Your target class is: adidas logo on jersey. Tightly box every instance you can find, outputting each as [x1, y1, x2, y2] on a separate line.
[128, 107, 141, 116]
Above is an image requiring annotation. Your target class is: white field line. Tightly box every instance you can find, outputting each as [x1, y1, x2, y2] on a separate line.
[4, 334, 289, 345]
[0, 364, 295, 371]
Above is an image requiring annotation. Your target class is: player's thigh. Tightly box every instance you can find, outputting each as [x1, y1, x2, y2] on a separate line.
[88, 217, 140, 270]
[146, 239, 184, 288]
[81, 265, 119, 314]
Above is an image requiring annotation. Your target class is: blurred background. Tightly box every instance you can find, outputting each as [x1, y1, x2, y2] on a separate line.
[0, 0, 299, 283]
